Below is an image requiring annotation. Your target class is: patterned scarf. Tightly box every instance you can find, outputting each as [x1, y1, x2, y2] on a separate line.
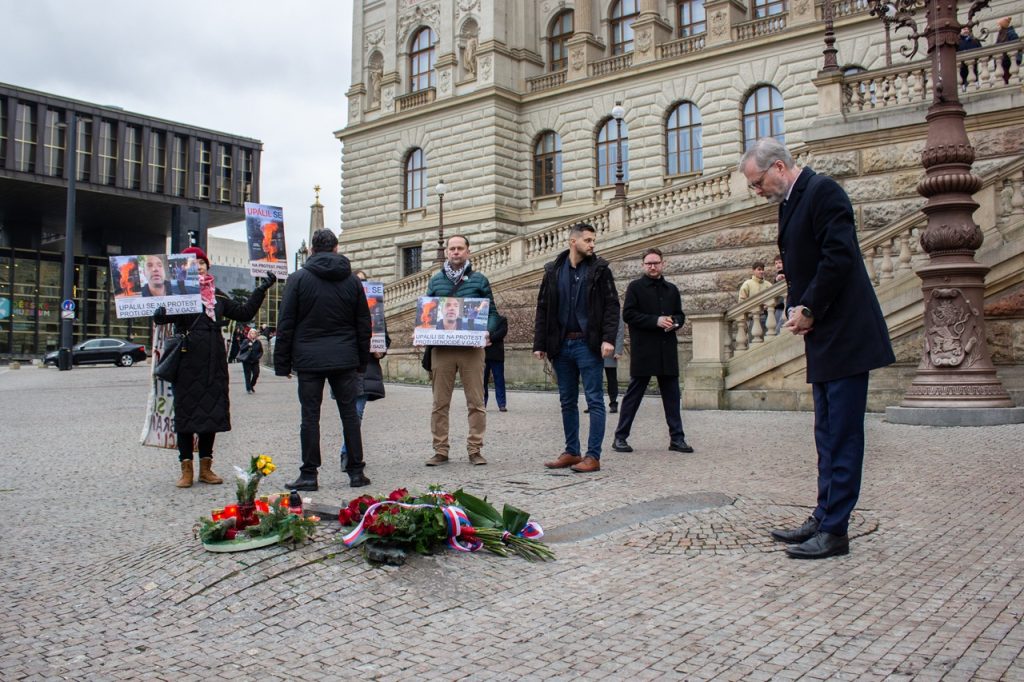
[199, 274, 216, 320]
[444, 260, 469, 287]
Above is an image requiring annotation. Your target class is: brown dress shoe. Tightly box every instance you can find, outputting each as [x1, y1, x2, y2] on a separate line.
[544, 452, 583, 469]
[570, 456, 601, 473]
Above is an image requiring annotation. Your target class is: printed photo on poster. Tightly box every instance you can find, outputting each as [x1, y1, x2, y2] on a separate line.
[362, 281, 387, 353]
[109, 254, 202, 319]
[244, 202, 289, 279]
[140, 322, 180, 450]
[412, 296, 489, 348]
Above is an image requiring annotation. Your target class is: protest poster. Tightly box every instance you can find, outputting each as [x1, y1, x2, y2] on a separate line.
[412, 296, 489, 348]
[244, 202, 289, 279]
[109, 253, 201, 319]
[362, 280, 387, 353]
[139, 322, 180, 450]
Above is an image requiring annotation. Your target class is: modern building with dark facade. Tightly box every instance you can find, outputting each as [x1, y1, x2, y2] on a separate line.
[0, 82, 263, 358]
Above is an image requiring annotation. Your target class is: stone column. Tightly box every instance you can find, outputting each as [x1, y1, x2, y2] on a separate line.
[435, 53, 458, 100]
[683, 313, 729, 409]
[566, 0, 604, 82]
[703, 0, 746, 48]
[631, 0, 673, 65]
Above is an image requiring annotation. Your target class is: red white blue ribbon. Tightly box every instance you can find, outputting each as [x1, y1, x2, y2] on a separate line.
[340, 500, 482, 552]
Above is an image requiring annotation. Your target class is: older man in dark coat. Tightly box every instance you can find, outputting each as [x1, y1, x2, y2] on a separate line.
[740, 138, 895, 560]
[611, 247, 693, 454]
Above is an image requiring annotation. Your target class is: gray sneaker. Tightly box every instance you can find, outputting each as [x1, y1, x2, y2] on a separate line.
[425, 454, 449, 466]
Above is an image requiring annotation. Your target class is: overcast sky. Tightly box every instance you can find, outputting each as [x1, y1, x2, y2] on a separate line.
[3, 0, 354, 270]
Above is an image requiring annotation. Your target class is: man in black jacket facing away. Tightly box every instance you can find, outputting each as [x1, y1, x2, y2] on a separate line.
[275, 229, 372, 490]
[611, 247, 693, 455]
[533, 223, 620, 473]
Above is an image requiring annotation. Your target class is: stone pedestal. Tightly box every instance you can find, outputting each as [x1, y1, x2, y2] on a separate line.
[565, 34, 604, 82]
[703, 0, 746, 48]
[631, 14, 673, 65]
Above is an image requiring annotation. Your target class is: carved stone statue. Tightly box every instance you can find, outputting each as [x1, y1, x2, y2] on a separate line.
[464, 36, 478, 79]
[370, 64, 383, 105]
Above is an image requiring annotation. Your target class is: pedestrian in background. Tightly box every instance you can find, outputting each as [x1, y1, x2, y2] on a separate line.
[584, 316, 623, 414]
[238, 328, 263, 394]
[483, 313, 509, 412]
[275, 229, 371, 491]
[533, 223, 620, 474]
[154, 245, 275, 488]
[740, 138, 894, 560]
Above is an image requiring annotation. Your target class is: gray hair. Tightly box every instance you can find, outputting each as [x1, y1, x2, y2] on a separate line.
[738, 138, 794, 172]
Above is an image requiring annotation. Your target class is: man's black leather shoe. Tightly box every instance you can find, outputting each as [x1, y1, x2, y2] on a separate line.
[785, 531, 850, 559]
[286, 476, 318, 492]
[612, 438, 633, 452]
[669, 439, 694, 453]
[349, 472, 371, 488]
[770, 516, 820, 543]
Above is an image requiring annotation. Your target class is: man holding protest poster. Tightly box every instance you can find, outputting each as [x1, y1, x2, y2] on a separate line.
[417, 235, 499, 467]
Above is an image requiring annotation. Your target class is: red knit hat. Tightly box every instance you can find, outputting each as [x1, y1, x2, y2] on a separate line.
[182, 246, 210, 268]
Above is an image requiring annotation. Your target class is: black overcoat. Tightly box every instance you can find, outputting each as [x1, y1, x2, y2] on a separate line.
[154, 287, 268, 434]
[622, 275, 685, 377]
[779, 167, 895, 383]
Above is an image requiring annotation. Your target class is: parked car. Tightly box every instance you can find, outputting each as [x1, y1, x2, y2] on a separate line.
[44, 338, 148, 367]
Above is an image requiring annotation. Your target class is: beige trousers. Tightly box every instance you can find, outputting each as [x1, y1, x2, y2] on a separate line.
[430, 346, 486, 457]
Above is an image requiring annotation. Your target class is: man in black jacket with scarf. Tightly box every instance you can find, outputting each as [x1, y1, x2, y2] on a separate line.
[533, 223, 620, 473]
[275, 229, 372, 490]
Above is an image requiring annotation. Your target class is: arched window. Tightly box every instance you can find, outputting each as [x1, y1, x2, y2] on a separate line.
[597, 117, 629, 186]
[611, 0, 640, 55]
[742, 85, 785, 150]
[676, 0, 706, 37]
[405, 148, 427, 210]
[534, 131, 563, 197]
[753, 0, 786, 18]
[666, 102, 703, 175]
[549, 10, 574, 71]
[409, 27, 437, 92]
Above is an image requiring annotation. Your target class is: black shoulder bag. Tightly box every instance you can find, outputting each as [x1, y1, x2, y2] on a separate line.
[155, 316, 199, 383]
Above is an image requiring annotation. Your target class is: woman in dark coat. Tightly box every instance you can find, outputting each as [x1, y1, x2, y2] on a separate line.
[239, 328, 264, 394]
[154, 246, 276, 488]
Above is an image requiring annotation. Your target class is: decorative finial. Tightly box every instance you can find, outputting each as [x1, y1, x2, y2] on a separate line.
[313, 185, 321, 204]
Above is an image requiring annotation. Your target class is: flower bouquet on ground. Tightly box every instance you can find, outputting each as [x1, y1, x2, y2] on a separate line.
[337, 486, 554, 565]
[194, 454, 319, 552]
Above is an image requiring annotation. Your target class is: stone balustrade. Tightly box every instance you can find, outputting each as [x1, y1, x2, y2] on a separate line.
[732, 14, 787, 42]
[843, 42, 1023, 114]
[626, 170, 732, 228]
[395, 88, 436, 112]
[589, 53, 633, 78]
[527, 70, 567, 93]
[815, 0, 870, 20]
[657, 34, 705, 60]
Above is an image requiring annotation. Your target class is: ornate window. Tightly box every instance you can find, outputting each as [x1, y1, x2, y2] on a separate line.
[676, 0, 706, 36]
[611, 0, 640, 55]
[533, 131, 563, 197]
[597, 117, 629, 186]
[666, 102, 703, 175]
[405, 148, 427, 210]
[549, 10, 574, 71]
[753, 0, 786, 18]
[409, 27, 437, 93]
[742, 85, 785, 150]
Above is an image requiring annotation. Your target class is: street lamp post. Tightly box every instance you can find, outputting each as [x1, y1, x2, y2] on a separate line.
[866, 0, 1022, 424]
[435, 179, 447, 264]
[611, 102, 626, 200]
[58, 114, 80, 371]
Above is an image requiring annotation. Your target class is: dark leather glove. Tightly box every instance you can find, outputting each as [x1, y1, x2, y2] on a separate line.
[257, 272, 277, 290]
[154, 306, 167, 318]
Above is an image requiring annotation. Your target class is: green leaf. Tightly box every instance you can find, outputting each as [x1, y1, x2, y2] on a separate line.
[501, 504, 531, 535]
[453, 489, 501, 527]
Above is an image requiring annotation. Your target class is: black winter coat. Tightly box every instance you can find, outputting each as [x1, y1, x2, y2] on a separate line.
[362, 333, 392, 401]
[779, 167, 895, 383]
[154, 287, 268, 434]
[533, 250, 620, 359]
[274, 252, 371, 376]
[238, 338, 263, 365]
[622, 275, 685, 377]
[484, 314, 508, 363]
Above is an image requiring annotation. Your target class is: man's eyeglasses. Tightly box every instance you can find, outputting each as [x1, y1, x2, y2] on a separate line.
[748, 164, 774, 190]
[643, 260, 663, 266]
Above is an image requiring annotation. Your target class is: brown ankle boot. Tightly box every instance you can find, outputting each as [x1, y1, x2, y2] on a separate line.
[176, 460, 194, 488]
[198, 458, 223, 484]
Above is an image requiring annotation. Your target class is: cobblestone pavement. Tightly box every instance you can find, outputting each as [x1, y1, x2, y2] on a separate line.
[1, 364, 1022, 680]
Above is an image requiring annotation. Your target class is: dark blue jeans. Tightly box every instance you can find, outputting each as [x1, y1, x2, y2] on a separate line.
[812, 372, 869, 536]
[552, 338, 606, 459]
[483, 360, 506, 408]
[297, 369, 364, 477]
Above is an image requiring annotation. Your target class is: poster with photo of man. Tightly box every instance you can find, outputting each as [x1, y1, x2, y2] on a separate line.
[244, 202, 289, 279]
[362, 280, 387, 353]
[109, 253, 202, 318]
[412, 296, 489, 347]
